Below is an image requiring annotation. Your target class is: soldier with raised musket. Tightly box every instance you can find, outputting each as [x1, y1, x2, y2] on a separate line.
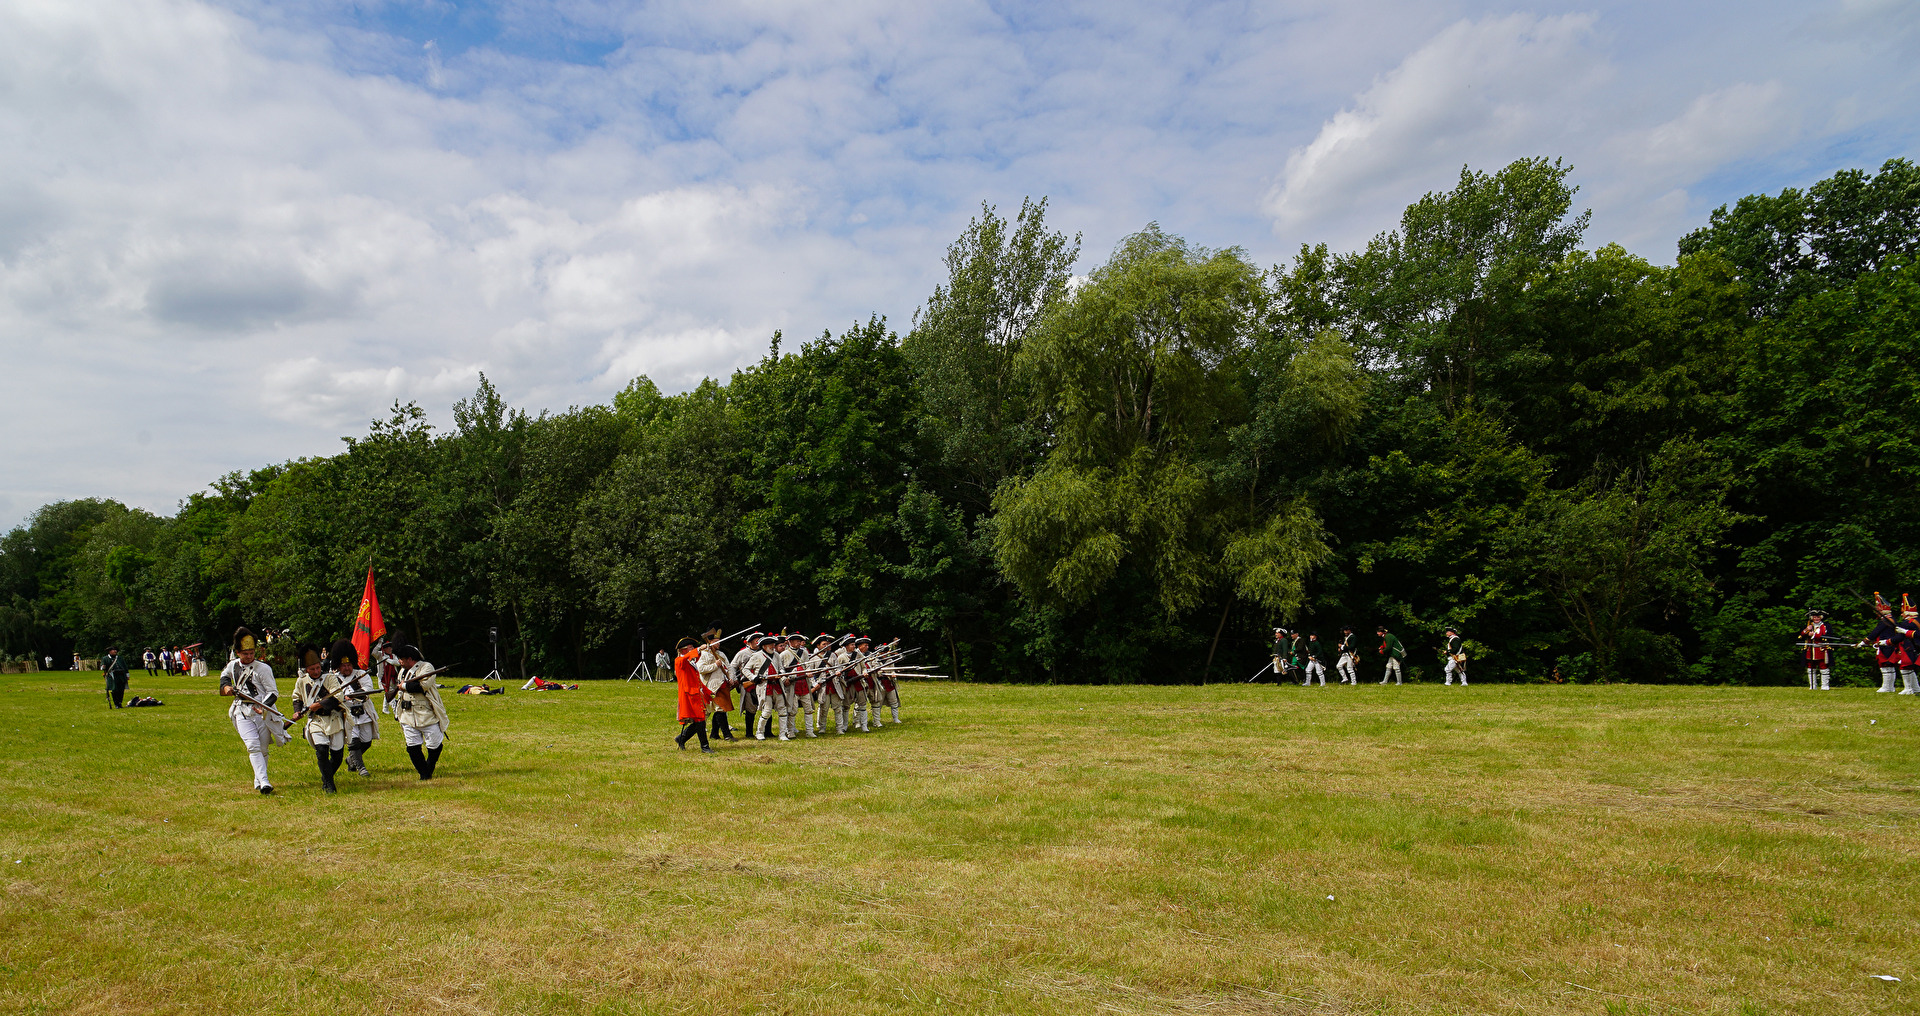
[219, 626, 290, 794]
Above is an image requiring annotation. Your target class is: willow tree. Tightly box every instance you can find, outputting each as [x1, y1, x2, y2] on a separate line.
[992, 226, 1345, 677]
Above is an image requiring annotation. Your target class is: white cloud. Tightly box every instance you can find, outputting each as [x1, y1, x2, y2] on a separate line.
[1264, 14, 1605, 237]
[0, 0, 1916, 527]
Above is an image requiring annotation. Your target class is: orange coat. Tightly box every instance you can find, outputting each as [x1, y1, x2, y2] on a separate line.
[674, 648, 708, 722]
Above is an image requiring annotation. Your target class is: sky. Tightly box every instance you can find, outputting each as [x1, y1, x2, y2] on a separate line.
[2, 0, 1916, 530]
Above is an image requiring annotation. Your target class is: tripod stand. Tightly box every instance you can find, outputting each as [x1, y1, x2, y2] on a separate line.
[625, 625, 653, 682]
[484, 627, 504, 687]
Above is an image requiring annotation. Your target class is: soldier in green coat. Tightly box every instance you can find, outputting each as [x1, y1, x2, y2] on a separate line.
[1376, 627, 1406, 685]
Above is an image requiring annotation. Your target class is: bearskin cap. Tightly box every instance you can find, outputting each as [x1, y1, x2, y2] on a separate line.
[232, 626, 258, 654]
[329, 639, 358, 670]
[297, 643, 323, 671]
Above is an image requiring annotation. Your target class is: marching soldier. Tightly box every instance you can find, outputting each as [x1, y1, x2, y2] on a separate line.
[696, 626, 738, 742]
[292, 643, 350, 793]
[827, 635, 856, 734]
[392, 644, 450, 779]
[848, 636, 875, 732]
[872, 639, 902, 724]
[219, 626, 289, 794]
[760, 632, 792, 741]
[1376, 626, 1406, 684]
[331, 640, 381, 775]
[1268, 628, 1290, 683]
[1335, 626, 1360, 684]
[1301, 633, 1327, 686]
[731, 633, 768, 739]
[800, 633, 834, 737]
[1903, 596, 1920, 695]
[1441, 627, 1468, 685]
[1799, 610, 1837, 691]
[773, 632, 806, 740]
[673, 637, 715, 752]
[1868, 593, 1914, 694]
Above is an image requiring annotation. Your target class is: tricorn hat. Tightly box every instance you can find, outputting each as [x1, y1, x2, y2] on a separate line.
[853, 635, 871, 646]
[813, 633, 834, 646]
[394, 643, 421, 661]
[1806, 608, 1827, 619]
[329, 639, 358, 670]
[232, 626, 258, 654]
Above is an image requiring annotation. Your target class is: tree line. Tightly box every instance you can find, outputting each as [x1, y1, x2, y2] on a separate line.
[4, 157, 1917, 684]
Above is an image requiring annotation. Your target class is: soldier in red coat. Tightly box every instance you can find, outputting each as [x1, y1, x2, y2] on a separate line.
[673, 639, 715, 753]
[1799, 609, 1835, 691]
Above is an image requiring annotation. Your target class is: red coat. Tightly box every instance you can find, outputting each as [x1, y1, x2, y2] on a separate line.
[674, 649, 708, 722]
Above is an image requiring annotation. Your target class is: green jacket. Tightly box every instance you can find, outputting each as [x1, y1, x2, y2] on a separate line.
[1378, 633, 1406, 660]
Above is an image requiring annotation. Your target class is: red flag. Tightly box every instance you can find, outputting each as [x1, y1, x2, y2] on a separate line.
[352, 567, 385, 668]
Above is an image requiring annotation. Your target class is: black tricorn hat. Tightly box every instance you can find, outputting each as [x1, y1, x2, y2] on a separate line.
[297, 643, 323, 670]
[232, 626, 258, 654]
[394, 643, 421, 660]
[329, 639, 358, 669]
[1806, 608, 1827, 619]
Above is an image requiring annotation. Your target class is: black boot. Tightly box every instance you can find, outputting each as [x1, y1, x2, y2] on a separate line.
[328, 748, 345, 790]
[347, 740, 370, 776]
[406, 745, 429, 779]
[676, 721, 695, 749]
[315, 744, 336, 793]
[424, 746, 442, 779]
[693, 722, 713, 753]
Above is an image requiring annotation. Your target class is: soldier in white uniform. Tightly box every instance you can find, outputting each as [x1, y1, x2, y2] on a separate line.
[331, 640, 381, 776]
[824, 635, 855, 734]
[759, 632, 798, 741]
[847, 636, 875, 732]
[1301, 633, 1328, 686]
[798, 633, 834, 738]
[392, 644, 450, 779]
[1335, 627, 1360, 684]
[291, 643, 351, 793]
[730, 633, 768, 740]
[1442, 628, 1469, 686]
[695, 627, 738, 742]
[871, 633, 898, 722]
[218, 626, 289, 794]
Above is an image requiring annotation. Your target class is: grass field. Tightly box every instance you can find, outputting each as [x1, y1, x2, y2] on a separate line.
[2, 670, 1917, 1015]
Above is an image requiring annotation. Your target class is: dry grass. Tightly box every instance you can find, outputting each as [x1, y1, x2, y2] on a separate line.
[1, 672, 1916, 1015]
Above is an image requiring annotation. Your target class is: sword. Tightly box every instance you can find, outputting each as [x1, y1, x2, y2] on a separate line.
[1246, 661, 1273, 683]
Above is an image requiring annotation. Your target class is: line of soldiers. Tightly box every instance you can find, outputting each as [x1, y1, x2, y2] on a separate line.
[671, 627, 908, 753]
[1800, 593, 1920, 693]
[1264, 625, 1469, 686]
[217, 626, 449, 794]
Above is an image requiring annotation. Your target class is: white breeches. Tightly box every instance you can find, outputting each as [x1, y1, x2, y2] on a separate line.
[1336, 657, 1358, 683]
[306, 726, 346, 749]
[402, 722, 444, 749]
[1381, 658, 1403, 683]
[1303, 660, 1326, 685]
[234, 712, 276, 787]
[1444, 659, 1468, 684]
[350, 720, 377, 744]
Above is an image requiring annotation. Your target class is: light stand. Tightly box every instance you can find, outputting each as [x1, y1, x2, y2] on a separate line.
[625, 623, 653, 682]
[485, 626, 503, 687]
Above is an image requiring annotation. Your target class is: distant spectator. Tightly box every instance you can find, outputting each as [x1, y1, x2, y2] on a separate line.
[654, 648, 670, 679]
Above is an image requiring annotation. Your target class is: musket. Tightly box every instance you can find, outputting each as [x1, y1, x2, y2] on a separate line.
[285, 673, 386, 728]
[226, 681, 296, 727]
